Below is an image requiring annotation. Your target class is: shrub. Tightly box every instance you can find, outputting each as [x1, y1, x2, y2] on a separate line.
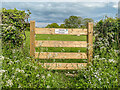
[1, 8, 31, 48]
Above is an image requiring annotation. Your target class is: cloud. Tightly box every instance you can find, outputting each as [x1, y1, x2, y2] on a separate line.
[113, 3, 118, 8]
[2, 2, 118, 27]
[2, 0, 119, 2]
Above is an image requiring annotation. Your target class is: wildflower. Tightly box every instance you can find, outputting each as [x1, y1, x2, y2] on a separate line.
[42, 75, 45, 79]
[33, 66, 38, 70]
[16, 78, 19, 81]
[109, 59, 115, 63]
[16, 68, 20, 72]
[13, 56, 17, 59]
[26, 57, 30, 59]
[21, 70, 25, 73]
[0, 56, 4, 60]
[0, 70, 6, 73]
[25, 74, 28, 77]
[8, 61, 13, 65]
[16, 68, 24, 73]
[36, 74, 40, 77]
[114, 50, 119, 53]
[94, 55, 99, 58]
[98, 78, 101, 81]
[47, 73, 51, 77]
[12, 49, 15, 53]
[12, 75, 15, 79]
[15, 60, 20, 63]
[18, 84, 22, 88]
[6, 80, 13, 87]
[47, 85, 50, 88]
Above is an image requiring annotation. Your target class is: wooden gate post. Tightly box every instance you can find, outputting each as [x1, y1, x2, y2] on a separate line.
[87, 22, 93, 63]
[30, 21, 35, 56]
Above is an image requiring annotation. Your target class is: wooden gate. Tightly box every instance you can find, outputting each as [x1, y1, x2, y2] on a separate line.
[30, 21, 93, 70]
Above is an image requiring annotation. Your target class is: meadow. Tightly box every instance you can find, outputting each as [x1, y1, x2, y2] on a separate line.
[1, 8, 119, 88]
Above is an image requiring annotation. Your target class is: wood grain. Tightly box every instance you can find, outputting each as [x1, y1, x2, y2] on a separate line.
[35, 40, 87, 47]
[35, 28, 87, 35]
[30, 21, 35, 56]
[87, 22, 93, 63]
[35, 52, 87, 59]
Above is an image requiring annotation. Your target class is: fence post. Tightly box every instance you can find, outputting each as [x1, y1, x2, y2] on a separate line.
[87, 22, 93, 63]
[30, 21, 35, 57]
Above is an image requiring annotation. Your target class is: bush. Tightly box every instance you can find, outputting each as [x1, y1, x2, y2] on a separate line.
[1, 8, 31, 48]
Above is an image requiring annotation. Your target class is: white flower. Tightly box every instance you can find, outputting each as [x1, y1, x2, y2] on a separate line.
[0, 56, 4, 60]
[18, 84, 22, 88]
[94, 55, 99, 58]
[13, 56, 17, 59]
[16, 68, 20, 72]
[15, 60, 20, 63]
[0, 70, 6, 73]
[16, 68, 24, 73]
[8, 61, 13, 65]
[12, 49, 15, 53]
[12, 75, 15, 79]
[47, 85, 50, 88]
[42, 75, 45, 79]
[21, 70, 25, 73]
[26, 57, 30, 59]
[16, 78, 19, 81]
[109, 59, 115, 63]
[6, 80, 13, 87]
[25, 74, 28, 77]
[47, 73, 51, 77]
[98, 78, 101, 81]
[36, 74, 40, 77]
[0, 70, 6, 75]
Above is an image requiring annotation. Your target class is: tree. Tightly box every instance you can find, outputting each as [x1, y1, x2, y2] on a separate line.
[64, 16, 82, 28]
[83, 18, 94, 28]
[45, 23, 59, 28]
[60, 24, 65, 28]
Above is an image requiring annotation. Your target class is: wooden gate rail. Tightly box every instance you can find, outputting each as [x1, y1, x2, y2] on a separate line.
[30, 21, 93, 70]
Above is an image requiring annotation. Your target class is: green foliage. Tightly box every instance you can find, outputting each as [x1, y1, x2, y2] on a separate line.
[83, 18, 94, 28]
[45, 23, 59, 28]
[59, 24, 65, 28]
[45, 16, 94, 28]
[1, 12, 119, 88]
[64, 16, 82, 28]
[1, 8, 31, 48]
[94, 17, 119, 56]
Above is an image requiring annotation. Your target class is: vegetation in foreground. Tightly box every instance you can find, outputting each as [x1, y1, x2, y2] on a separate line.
[0, 8, 119, 88]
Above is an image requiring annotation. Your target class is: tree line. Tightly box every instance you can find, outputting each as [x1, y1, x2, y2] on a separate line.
[45, 16, 94, 28]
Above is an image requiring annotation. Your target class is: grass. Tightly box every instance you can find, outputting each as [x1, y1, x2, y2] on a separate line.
[26, 31, 88, 63]
[36, 34, 87, 41]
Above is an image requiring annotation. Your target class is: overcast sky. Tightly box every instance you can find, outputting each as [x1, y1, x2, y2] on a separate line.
[1, 0, 119, 27]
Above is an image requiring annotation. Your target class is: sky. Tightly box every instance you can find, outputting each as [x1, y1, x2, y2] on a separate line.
[1, 0, 119, 27]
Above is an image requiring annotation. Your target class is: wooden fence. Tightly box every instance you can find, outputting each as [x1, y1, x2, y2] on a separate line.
[30, 21, 93, 70]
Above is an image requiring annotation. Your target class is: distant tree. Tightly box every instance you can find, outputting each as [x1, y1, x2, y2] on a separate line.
[82, 18, 94, 28]
[45, 23, 59, 28]
[64, 16, 83, 28]
[60, 24, 65, 28]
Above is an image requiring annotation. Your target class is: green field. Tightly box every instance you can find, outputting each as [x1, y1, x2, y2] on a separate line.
[25, 31, 92, 63]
